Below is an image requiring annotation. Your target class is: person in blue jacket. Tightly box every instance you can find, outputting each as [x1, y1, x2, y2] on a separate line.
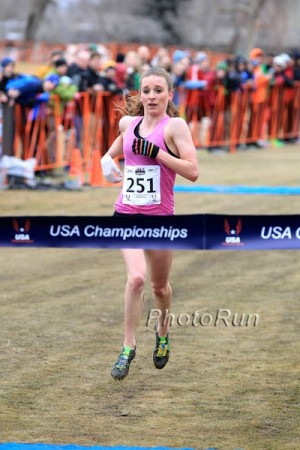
[5, 73, 59, 107]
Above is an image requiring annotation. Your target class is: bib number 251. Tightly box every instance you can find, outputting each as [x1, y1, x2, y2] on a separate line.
[126, 177, 155, 193]
[122, 165, 161, 205]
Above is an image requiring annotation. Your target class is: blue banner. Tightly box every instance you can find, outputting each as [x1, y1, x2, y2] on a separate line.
[0, 214, 300, 250]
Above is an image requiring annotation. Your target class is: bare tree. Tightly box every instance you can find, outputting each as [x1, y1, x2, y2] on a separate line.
[141, 0, 192, 44]
[25, 0, 53, 41]
[219, 0, 269, 55]
[0, 0, 297, 52]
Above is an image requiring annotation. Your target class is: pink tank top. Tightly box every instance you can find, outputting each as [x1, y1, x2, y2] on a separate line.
[114, 115, 177, 215]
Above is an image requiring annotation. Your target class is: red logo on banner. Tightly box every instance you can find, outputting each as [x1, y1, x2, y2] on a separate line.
[223, 218, 244, 246]
[11, 219, 34, 244]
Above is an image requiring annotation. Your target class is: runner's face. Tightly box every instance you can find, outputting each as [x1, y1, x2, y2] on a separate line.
[140, 75, 173, 116]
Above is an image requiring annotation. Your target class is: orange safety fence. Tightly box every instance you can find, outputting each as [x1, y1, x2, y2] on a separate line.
[3, 82, 300, 185]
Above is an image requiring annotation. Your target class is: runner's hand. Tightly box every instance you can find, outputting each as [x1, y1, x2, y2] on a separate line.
[101, 154, 123, 183]
[132, 138, 160, 158]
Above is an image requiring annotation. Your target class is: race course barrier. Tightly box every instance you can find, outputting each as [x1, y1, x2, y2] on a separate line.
[174, 185, 300, 195]
[3, 81, 300, 179]
[1, 214, 300, 250]
[0, 443, 234, 450]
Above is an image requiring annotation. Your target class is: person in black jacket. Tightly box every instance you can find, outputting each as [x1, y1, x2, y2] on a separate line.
[67, 50, 90, 92]
[0, 57, 20, 105]
[291, 50, 300, 81]
[0, 57, 20, 156]
[87, 51, 104, 93]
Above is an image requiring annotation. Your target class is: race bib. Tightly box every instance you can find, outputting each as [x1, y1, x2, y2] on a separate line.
[122, 165, 161, 205]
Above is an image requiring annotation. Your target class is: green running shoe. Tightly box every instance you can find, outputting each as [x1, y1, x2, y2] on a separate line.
[111, 346, 136, 380]
[153, 333, 170, 369]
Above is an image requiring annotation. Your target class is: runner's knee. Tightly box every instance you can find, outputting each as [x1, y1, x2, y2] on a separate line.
[127, 273, 146, 294]
[151, 282, 169, 299]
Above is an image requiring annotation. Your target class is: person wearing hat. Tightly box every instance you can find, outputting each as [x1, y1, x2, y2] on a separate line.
[234, 56, 254, 87]
[5, 73, 59, 107]
[0, 57, 20, 104]
[44, 57, 78, 110]
[172, 49, 190, 65]
[1, 73, 60, 161]
[0, 57, 21, 157]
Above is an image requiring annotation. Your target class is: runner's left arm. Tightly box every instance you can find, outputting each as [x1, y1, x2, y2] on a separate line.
[157, 117, 199, 182]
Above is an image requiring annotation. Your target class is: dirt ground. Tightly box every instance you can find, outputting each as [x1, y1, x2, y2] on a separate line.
[0, 145, 299, 450]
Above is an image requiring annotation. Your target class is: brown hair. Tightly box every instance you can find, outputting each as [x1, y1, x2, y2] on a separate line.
[120, 67, 179, 117]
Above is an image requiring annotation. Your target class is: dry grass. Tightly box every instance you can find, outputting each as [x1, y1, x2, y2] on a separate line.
[0, 145, 299, 449]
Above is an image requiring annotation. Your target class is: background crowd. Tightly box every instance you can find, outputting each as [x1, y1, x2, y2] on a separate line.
[1, 42, 300, 158]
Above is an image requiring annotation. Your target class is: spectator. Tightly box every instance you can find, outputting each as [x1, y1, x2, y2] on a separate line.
[99, 61, 123, 94]
[235, 56, 254, 88]
[224, 58, 242, 93]
[3, 74, 59, 163]
[0, 57, 21, 156]
[171, 49, 190, 70]
[291, 50, 300, 140]
[45, 58, 78, 110]
[169, 60, 187, 107]
[88, 43, 110, 65]
[36, 49, 65, 79]
[247, 48, 272, 148]
[271, 55, 293, 87]
[95, 61, 123, 152]
[0, 57, 20, 104]
[137, 45, 151, 66]
[87, 51, 104, 94]
[124, 51, 141, 91]
[88, 43, 98, 53]
[158, 54, 173, 73]
[291, 49, 300, 80]
[274, 53, 295, 142]
[115, 53, 127, 90]
[185, 51, 216, 146]
[67, 50, 90, 92]
[264, 52, 275, 72]
[151, 47, 170, 68]
[233, 57, 254, 148]
[5, 73, 59, 107]
[170, 59, 206, 108]
[52, 58, 69, 77]
[140, 63, 151, 76]
[186, 51, 216, 113]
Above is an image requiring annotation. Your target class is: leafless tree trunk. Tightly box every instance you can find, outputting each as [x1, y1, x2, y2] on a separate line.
[221, 0, 268, 56]
[25, 0, 52, 41]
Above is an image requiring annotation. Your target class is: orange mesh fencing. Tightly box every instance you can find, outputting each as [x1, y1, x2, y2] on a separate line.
[7, 82, 300, 184]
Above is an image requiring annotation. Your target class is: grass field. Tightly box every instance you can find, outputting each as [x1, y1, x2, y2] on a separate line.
[0, 145, 299, 450]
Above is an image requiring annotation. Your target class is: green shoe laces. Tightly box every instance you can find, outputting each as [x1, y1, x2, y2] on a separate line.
[157, 337, 169, 357]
